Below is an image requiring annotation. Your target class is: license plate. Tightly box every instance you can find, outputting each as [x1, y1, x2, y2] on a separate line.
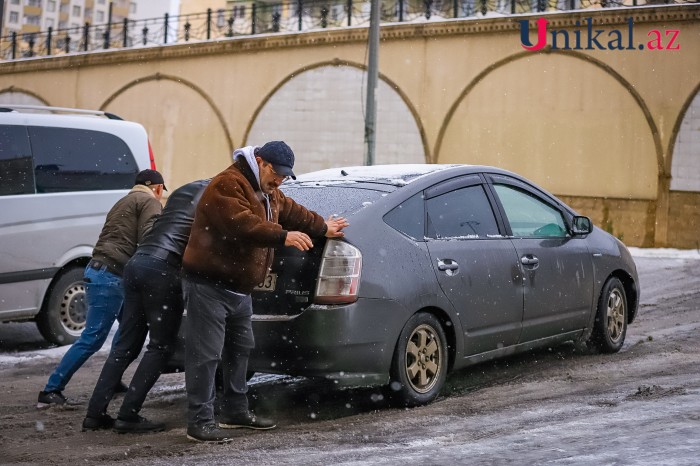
[254, 273, 277, 292]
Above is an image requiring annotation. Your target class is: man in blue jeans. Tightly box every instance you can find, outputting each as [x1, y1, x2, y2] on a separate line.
[37, 169, 165, 410]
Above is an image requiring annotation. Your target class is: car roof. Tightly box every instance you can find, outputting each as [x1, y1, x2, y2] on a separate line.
[292, 164, 466, 188]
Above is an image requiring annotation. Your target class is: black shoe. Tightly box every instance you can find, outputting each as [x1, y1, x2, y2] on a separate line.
[37, 390, 66, 409]
[114, 381, 129, 394]
[218, 411, 276, 430]
[186, 423, 234, 443]
[82, 414, 115, 431]
[113, 415, 165, 434]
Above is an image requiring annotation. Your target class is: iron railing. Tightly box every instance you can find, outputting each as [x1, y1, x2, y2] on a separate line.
[1, 0, 696, 60]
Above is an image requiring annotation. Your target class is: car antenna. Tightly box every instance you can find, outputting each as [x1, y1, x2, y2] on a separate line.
[341, 169, 349, 176]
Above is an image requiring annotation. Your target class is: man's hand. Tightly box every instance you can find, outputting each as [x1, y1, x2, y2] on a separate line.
[285, 231, 313, 251]
[325, 215, 349, 238]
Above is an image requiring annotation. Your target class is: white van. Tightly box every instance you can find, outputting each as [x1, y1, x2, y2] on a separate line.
[0, 105, 154, 345]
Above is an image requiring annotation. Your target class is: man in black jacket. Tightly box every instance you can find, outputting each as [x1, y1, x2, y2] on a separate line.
[83, 179, 210, 433]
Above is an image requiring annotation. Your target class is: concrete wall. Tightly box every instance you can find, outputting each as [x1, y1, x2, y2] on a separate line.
[1, 5, 699, 247]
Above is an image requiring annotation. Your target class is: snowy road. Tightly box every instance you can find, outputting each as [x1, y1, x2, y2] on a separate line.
[1, 248, 699, 465]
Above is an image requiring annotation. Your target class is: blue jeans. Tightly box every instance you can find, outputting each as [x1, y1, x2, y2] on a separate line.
[44, 264, 124, 393]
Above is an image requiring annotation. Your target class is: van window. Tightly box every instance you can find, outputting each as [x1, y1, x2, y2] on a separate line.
[0, 125, 35, 196]
[28, 126, 139, 193]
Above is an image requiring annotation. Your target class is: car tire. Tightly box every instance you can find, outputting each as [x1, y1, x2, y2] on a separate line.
[387, 312, 448, 407]
[36, 266, 87, 346]
[590, 277, 628, 353]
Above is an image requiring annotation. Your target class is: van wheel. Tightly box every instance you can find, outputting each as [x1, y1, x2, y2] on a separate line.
[589, 277, 627, 353]
[37, 267, 86, 346]
[387, 312, 448, 407]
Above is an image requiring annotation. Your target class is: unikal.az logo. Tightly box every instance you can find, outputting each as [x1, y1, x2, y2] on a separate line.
[519, 18, 680, 51]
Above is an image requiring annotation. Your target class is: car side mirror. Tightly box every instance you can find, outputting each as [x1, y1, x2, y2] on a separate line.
[571, 216, 592, 236]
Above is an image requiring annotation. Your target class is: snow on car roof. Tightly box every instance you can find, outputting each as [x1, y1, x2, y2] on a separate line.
[292, 164, 463, 187]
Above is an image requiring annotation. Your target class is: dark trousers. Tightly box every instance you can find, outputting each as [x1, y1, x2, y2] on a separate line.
[182, 276, 255, 427]
[86, 253, 183, 420]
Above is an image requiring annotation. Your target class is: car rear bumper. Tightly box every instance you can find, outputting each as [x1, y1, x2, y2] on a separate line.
[248, 298, 405, 387]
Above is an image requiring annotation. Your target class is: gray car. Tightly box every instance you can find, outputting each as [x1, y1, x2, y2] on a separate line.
[172, 164, 639, 406]
[245, 164, 639, 405]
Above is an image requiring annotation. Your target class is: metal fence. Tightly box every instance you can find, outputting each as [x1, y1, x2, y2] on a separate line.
[1, 0, 696, 60]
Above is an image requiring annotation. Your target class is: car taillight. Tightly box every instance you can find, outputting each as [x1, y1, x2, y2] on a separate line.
[314, 239, 362, 304]
[148, 140, 156, 169]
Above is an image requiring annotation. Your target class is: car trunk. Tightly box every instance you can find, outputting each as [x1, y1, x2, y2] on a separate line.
[251, 182, 393, 316]
[252, 239, 327, 317]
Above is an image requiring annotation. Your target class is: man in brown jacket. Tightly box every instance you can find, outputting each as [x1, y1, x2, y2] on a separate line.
[182, 141, 348, 442]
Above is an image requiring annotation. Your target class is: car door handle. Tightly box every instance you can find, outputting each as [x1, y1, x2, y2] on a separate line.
[520, 255, 539, 266]
[437, 259, 459, 271]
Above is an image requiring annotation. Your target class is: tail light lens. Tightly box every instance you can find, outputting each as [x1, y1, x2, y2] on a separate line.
[148, 140, 156, 169]
[314, 240, 362, 304]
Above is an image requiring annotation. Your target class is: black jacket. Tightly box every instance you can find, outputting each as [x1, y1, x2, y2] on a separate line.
[138, 179, 211, 261]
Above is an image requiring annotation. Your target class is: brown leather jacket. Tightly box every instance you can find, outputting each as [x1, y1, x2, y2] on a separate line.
[92, 185, 162, 275]
[183, 159, 327, 293]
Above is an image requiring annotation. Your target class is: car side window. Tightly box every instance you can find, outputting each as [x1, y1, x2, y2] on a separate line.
[28, 126, 138, 193]
[383, 192, 425, 241]
[493, 184, 567, 237]
[0, 125, 35, 196]
[426, 185, 499, 239]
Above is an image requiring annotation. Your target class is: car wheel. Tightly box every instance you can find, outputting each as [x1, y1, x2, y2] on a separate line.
[36, 266, 86, 346]
[387, 312, 448, 407]
[590, 277, 627, 353]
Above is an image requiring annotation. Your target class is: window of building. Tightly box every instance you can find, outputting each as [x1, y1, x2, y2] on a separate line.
[10, 0, 21, 5]
[130, 2, 137, 14]
[98, 0, 106, 4]
[47, 0, 57, 12]
[24, 15, 41, 26]
[9, 12, 19, 23]
[72, 5, 81, 17]
[96, 11, 104, 22]
[26, 0, 42, 7]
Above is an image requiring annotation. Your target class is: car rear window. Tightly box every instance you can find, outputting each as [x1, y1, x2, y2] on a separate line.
[281, 185, 387, 217]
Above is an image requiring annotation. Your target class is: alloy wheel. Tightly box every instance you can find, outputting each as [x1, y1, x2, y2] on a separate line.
[404, 324, 443, 394]
[606, 288, 625, 344]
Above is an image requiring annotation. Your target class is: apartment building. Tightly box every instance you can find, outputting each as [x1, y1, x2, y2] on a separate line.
[2, 0, 131, 36]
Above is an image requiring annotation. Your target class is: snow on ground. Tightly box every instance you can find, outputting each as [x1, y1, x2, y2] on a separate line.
[0, 247, 697, 367]
[628, 247, 700, 260]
